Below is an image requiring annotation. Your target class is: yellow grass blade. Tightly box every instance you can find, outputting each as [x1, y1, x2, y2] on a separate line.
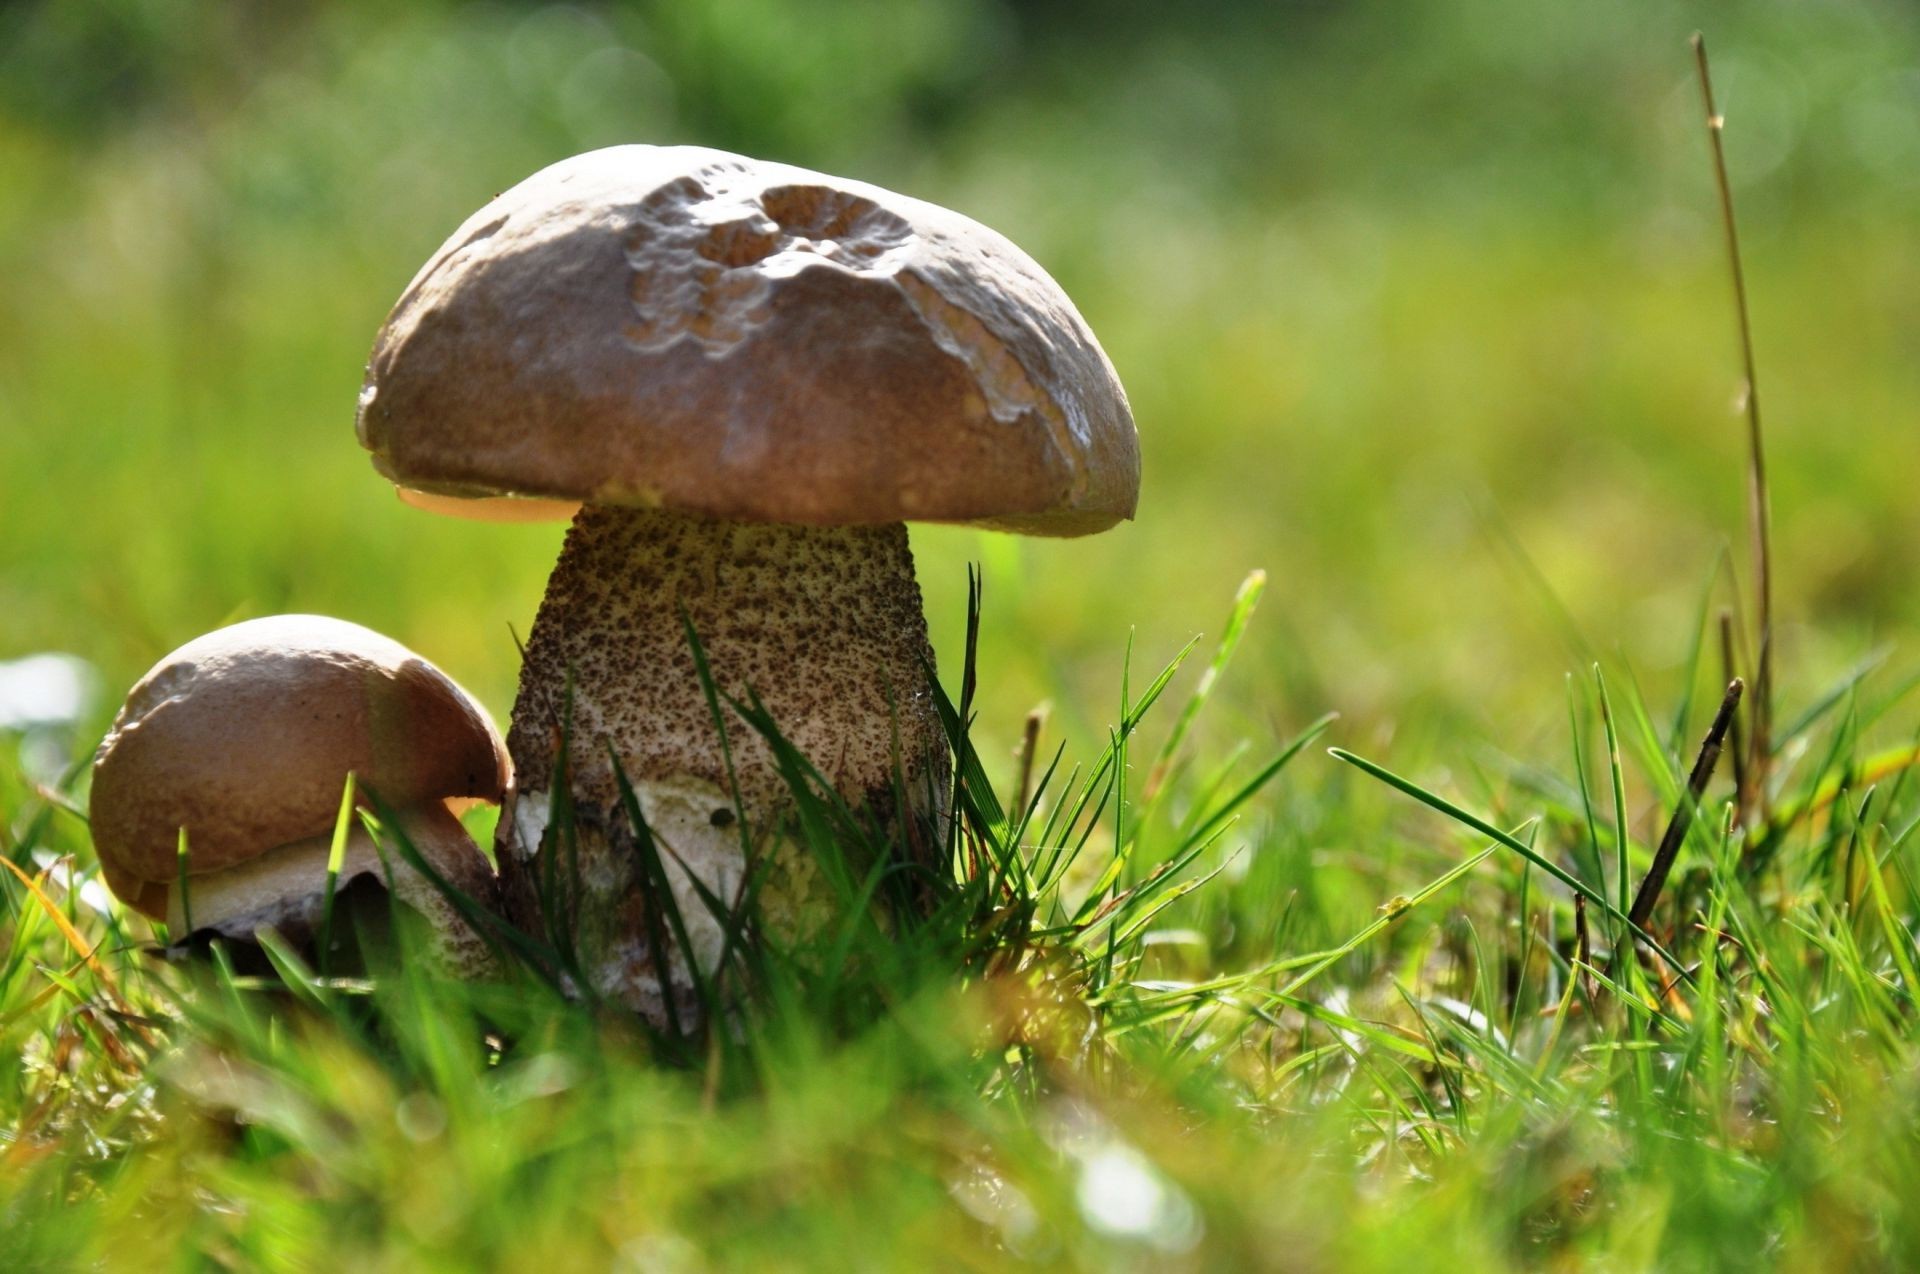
[1, 856, 124, 1005]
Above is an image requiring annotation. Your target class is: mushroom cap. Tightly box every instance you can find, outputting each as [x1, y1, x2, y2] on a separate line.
[90, 615, 508, 903]
[357, 145, 1139, 536]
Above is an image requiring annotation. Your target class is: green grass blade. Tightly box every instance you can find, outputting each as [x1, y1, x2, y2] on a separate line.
[316, 770, 356, 980]
[1328, 747, 1692, 978]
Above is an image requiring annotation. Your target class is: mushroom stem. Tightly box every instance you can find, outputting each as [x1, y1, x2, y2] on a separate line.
[164, 802, 498, 978]
[496, 504, 948, 1021]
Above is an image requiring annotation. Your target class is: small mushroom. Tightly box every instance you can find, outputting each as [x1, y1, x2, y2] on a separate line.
[89, 615, 509, 977]
[356, 146, 1139, 1022]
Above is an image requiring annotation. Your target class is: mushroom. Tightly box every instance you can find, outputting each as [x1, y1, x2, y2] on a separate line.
[356, 146, 1138, 1022]
[89, 615, 509, 977]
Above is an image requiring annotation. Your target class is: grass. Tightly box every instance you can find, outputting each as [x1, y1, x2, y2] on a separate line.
[12, 542, 1920, 1267]
[9, 4, 1920, 1269]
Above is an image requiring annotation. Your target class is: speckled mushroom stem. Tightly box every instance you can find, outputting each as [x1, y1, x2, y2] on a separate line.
[496, 503, 948, 1022]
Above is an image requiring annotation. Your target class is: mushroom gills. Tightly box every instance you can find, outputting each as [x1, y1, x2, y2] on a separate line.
[497, 503, 949, 1019]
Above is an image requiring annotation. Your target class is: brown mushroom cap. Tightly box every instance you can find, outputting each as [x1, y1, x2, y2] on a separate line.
[357, 145, 1139, 536]
[90, 615, 508, 902]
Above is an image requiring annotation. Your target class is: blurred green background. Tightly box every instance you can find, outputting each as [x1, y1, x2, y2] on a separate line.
[2, 0, 1917, 775]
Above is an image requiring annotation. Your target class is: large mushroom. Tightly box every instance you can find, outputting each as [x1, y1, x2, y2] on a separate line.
[356, 146, 1138, 1021]
[89, 615, 508, 976]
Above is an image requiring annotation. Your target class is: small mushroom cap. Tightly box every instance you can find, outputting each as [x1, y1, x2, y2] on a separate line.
[90, 615, 508, 908]
[357, 145, 1139, 536]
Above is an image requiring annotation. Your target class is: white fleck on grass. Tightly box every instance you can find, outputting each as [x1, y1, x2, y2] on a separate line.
[1043, 1100, 1202, 1254]
[1075, 1144, 1201, 1253]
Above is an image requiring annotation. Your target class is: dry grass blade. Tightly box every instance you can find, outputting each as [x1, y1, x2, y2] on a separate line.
[1692, 31, 1774, 823]
[1719, 610, 1748, 811]
[0, 856, 156, 1047]
[1614, 680, 1742, 973]
[1013, 705, 1045, 817]
[1, 856, 119, 996]
[1573, 894, 1597, 1005]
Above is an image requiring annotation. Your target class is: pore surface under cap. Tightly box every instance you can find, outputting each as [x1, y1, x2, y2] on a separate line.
[91, 615, 508, 886]
[357, 145, 1138, 535]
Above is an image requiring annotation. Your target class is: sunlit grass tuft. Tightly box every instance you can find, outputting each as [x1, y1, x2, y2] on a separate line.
[9, 552, 1920, 1267]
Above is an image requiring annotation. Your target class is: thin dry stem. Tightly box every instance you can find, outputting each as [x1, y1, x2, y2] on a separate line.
[1628, 678, 1744, 934]
[1718, 609, 1748, 815]
[1693, 32, 1774, 821]
[1014, 706, 1045, 818]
